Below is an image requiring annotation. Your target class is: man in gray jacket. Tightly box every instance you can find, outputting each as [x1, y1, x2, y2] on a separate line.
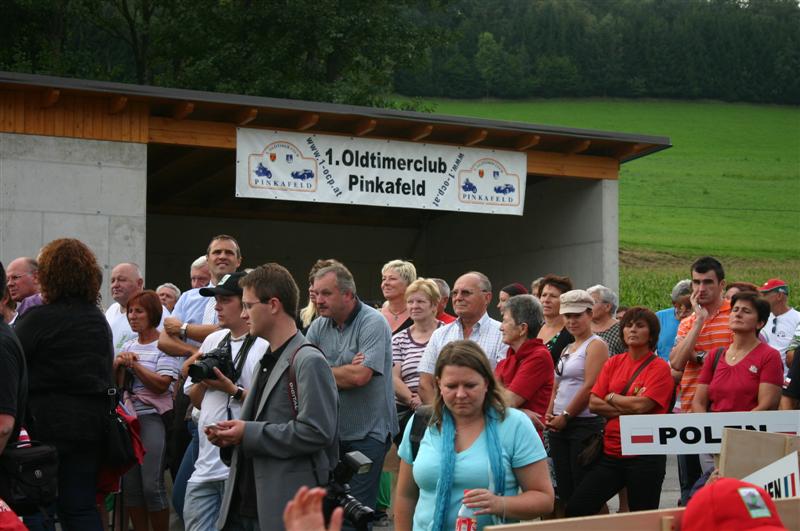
[207, 263, 339, 531]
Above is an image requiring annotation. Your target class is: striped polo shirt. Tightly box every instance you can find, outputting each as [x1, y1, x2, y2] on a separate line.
[676, 298, 733, 412]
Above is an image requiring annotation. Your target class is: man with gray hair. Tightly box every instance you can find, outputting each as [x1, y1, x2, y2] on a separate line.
[656, 279, 693, 361]
[156, 283, 181, 313]
[306, 262, 397, 527]
[430, 277, 456, 324]
[190, 255, 211, 289]
[417, 271, 505, 404]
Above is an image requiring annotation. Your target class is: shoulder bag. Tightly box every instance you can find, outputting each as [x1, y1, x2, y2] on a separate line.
[577, 355, 657, 467]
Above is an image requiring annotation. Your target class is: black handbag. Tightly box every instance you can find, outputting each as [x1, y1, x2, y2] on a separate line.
[0, 439, 59, 515]
[103, 388, 136, 468]
[577, 431, 604, 467]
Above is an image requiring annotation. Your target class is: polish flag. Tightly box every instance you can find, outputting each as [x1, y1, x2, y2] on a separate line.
[630, 428, 654, 444]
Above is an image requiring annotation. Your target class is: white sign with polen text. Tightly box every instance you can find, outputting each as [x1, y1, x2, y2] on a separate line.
[742, 452, 800, 500]
[235, 128, 527, 215]
[620, 411, 800, 455]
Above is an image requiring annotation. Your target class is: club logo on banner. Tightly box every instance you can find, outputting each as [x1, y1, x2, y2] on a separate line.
[619, 411, 800, 455]
[236, 128, 527, 215]
[458, 158, 521, 208]
[250, 141, 318, 192]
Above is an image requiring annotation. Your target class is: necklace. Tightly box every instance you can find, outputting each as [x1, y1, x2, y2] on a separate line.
[387, 306, 407, 321]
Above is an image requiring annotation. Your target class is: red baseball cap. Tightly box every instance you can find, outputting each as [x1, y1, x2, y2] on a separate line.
[683, 478, 787, 531]
[759, 279, 789, 295]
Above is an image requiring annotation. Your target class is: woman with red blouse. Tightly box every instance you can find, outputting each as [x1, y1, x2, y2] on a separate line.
[692, 291, 782, 413]
[566, 307, 674, 516]
[495, 294, 554, 435]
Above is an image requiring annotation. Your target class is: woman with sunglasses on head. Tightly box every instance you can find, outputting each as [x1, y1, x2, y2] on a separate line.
[545, 290, 608, 510]
[566, 307, 674, 516]
[395, 340, 554, 531]
[692, 291, 783, 414]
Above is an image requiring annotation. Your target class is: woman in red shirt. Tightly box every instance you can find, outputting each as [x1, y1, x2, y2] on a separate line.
[566, 307, 674, 516]
[692, 291, 783, 413]
[495, 294, 554, 436]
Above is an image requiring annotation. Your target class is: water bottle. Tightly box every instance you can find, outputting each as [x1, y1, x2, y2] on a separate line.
[455, 489, 478, 531]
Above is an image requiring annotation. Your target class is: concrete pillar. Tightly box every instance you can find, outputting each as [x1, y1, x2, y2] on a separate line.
[0, 133, 147, 307]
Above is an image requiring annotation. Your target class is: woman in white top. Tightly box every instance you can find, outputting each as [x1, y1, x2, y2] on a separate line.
[546, 289, 609, 509]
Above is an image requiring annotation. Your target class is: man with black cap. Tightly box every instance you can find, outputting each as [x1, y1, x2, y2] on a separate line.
[759, 278, 800, 375]
[181, 272, 269, 531]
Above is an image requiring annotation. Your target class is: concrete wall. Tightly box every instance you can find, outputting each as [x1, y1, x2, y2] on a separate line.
[147, 176, 618, 317]
[422, 176, 619, 318]
[0, 133, 147, 307]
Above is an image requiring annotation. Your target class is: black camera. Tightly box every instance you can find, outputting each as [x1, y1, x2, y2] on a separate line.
[188, 340, 235, 383]
[323, 451, 375, 530]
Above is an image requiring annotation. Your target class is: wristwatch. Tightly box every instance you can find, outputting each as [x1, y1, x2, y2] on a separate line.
[179, 322, 189, 340]
[233, 386, 244, 401]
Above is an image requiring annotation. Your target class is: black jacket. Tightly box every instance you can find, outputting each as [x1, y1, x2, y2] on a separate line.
[14, 298, 113, 447]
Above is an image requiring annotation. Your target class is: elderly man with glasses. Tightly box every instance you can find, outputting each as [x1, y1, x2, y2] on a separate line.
[417, 271, 505, 404]
[6, 257, 42, 320]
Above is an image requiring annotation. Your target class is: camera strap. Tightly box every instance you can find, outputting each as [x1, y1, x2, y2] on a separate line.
[224, 333, 258, 421]
[288, 343, 324, 487]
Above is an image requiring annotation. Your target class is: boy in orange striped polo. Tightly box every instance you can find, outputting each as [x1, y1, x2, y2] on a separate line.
[669, 256, 733, 504]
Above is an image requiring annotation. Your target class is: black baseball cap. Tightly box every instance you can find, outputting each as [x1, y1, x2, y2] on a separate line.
[199, 272, 246, 297]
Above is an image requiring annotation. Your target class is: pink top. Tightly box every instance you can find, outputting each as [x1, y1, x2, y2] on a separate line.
[697, 342, 783, 412]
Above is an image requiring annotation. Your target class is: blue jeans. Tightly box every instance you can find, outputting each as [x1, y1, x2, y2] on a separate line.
[24, 443, 104, 531]
[172, 420, 199, 520]
[340, 436, 391, 531]
[184, 480, 226, 531]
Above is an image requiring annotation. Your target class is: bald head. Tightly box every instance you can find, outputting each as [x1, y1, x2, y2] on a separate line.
[6, 257, 39, 302]
[451, 271, 492, 324]
[110, 262, 143, 308]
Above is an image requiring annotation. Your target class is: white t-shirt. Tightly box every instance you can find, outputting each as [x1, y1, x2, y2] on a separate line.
[105, 302, 170, 355]
[185, 329, 268, 483]
[762, 307, 800, 375]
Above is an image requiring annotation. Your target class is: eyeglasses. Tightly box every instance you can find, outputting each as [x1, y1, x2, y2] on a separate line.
[242, 300, 266, 311]
[7, 273, 31, 282]
[772, 316, 778, 334]
[555, 352, 570, 376]
[451, 289, 489, 298]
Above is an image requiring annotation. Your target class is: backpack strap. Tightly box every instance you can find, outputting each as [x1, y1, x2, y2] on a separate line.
[410, 405, 434, 461]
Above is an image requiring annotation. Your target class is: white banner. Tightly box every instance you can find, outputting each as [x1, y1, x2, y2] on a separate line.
[619, 411, 800, 455]
[235, 128, 527, 215]
[742, 453, 800, 499]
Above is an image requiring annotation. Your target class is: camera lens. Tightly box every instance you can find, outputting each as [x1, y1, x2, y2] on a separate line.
[341, 495, 374, 526]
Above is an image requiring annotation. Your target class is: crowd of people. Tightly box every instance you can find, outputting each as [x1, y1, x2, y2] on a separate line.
[1, 237, 798, 531]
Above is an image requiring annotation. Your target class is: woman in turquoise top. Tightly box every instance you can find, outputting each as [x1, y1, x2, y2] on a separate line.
[395, 340, 554, 531]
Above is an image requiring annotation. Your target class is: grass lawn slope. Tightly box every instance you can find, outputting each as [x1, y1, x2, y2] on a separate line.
[429, 99, 800, 308]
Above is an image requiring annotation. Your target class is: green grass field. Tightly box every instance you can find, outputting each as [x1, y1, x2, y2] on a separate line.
[427, 99, 800, 308]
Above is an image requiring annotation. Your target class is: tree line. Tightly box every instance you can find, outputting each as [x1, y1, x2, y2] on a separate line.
[2, 0, 798, 107]
[396, 0, 800, 104]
